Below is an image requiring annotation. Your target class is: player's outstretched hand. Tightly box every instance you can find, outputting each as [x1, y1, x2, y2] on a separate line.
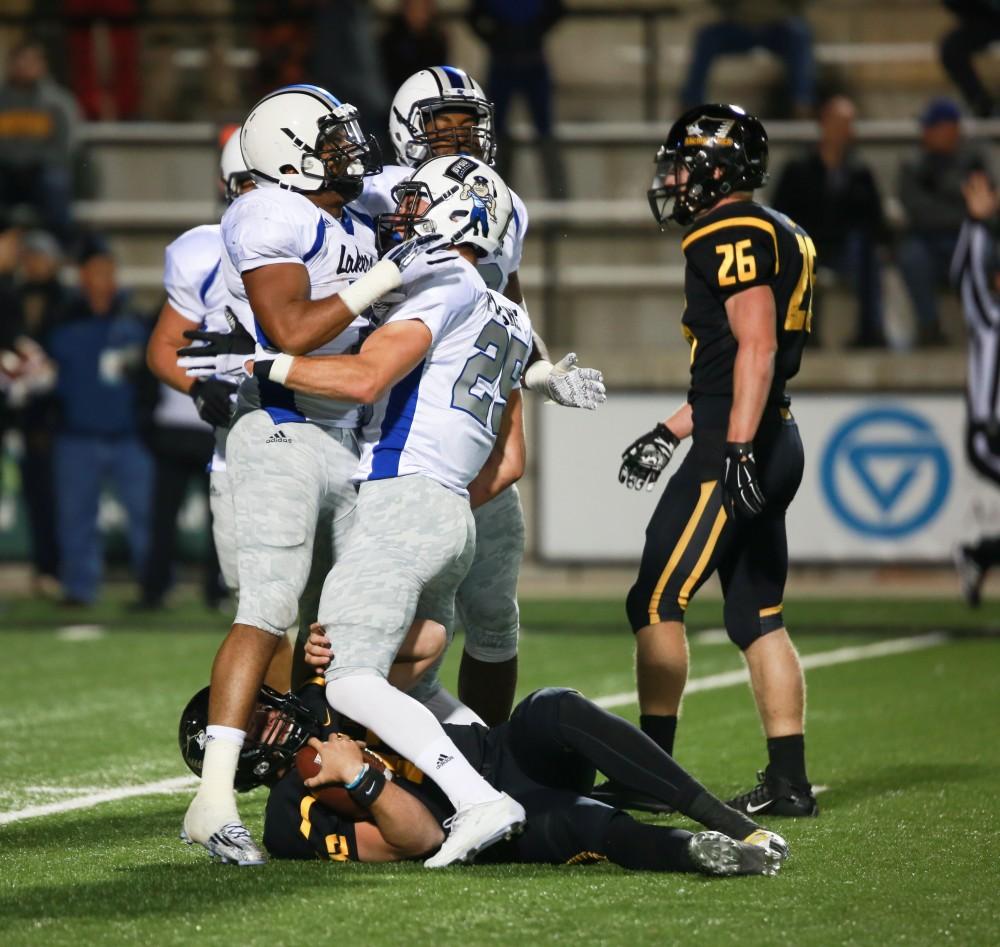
[190, 378, 237, 427]
[723, 441, 766, 517]
[619, 423, 679, 491]
[304, 623, 333, 671]
[543, 353, 607, 410]
[384, 232, 451, 285]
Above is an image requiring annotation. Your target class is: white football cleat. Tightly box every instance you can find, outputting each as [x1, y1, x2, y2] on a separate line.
[688, 831, 783, 877]
[424, 793, 526, 868]
[743, 827, 790, 861]
[182, 798, 266, 866]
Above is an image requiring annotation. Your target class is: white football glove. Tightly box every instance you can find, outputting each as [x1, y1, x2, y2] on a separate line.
[179, 351, 252, 381]
[525, 353, 606, 410]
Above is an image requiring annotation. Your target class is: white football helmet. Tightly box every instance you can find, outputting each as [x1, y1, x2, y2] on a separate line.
[219, 126, 253, 204]
[389, 67, 496, 168]
[378, 155, 512, 259]
[240, 84, 381, 200]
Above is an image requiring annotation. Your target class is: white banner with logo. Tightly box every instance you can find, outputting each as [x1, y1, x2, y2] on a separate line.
[536, 392, 995, 563]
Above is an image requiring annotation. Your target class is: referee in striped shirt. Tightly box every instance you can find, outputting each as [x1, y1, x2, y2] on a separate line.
[952, 169, 1000, 606]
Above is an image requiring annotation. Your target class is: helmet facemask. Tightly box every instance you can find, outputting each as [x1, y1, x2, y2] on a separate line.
[648, 145, 735, 228]
[223, 170, 255, 205]
[375, 181, 450, 254]
[294, 104, 381, 201]
[397, 96, 496, 166]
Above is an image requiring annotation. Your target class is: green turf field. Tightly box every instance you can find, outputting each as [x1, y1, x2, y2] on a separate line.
[1, 596, 998, 946]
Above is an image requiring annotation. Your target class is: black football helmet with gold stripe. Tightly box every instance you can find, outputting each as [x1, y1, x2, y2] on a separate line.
[178, 685, 321, 791]
[648, 104, 769, 228]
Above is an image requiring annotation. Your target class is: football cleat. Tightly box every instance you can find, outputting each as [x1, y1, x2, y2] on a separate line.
[726, 770, 819, 818]
[743, 827, 790, 861]
[953, 544, 984, 608]
[688, 831, 782, 877]
[424, 793, 525, 868]
[181, 820, 267, 866]
[590, 780, 675, 815]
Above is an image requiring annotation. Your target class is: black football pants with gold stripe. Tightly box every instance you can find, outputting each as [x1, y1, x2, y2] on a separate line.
[626, 404, 804, 649]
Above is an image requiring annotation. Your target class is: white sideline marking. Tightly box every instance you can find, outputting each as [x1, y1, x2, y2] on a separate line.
[0, 776, 198, 827]
[0, 633, 948, 827]
[55, 625, 106, 641]
[592, 633, 950, 710]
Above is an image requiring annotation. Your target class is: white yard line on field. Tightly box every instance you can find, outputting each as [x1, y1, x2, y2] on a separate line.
[0, 775, 198, 827]
[592, 632, 950, 709]
[0, 633, 950, 827]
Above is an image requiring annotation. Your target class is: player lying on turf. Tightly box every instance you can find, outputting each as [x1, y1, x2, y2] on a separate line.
[181, 626, 788, 876]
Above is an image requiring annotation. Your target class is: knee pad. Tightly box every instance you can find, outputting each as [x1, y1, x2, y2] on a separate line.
[724, 598, 785, 651]
[463, 626, 518, 663]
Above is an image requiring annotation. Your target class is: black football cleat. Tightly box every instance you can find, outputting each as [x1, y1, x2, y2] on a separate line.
[590, 780, 675, 815]
[726, 770, 819, 818]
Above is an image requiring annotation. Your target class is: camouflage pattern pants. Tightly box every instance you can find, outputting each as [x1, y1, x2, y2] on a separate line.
[320, 474, 476, 680]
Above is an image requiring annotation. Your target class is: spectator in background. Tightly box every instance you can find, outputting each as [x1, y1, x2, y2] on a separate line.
[380, 0, 448, 97]
[772, 94, 890, 348]
[0, 40, 81, 245]
[11, 230, 67, 595]
[940, 0, 1000, 119]
[898, 98, 988, 348]
[470, 0, 568, 199]
[47, 237, 152, 605]
[952, 170, 1000, 606]
[680, 0, 816, 118]
[65, 0, 141, 120]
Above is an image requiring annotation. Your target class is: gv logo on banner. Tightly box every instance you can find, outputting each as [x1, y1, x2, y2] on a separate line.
[821, 407, 951, 538]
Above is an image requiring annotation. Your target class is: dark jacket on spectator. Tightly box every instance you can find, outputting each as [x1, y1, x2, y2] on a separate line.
[771, 150, 890, 254]
[899, 145, 989, 236]
[0, 76, 79, 170]
[380, 14, 448, 95]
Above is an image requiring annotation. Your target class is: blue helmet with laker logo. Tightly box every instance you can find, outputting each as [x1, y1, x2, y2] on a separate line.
[648, 103, 769, 228]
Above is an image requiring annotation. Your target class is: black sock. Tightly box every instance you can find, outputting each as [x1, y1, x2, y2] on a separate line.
[603, 812, 696, 873]
[766, 734, 809, 788]
[687, 791, 758, 841]
[639, 714, 677, 757]
[556, 694, 703, 812]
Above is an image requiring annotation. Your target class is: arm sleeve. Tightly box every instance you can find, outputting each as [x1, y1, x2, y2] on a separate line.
[683, 219, 778, 301]
[223, 198, 309, 273]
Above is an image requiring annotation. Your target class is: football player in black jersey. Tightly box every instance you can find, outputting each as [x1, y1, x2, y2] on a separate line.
[178, 625, 789, 875]
[604, 104, 818, 819]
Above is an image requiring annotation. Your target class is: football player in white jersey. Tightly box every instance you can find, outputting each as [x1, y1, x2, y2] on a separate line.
[182, 85, 446, 866]
[352, 66, 606, 725]
[251, 155, 531, 867]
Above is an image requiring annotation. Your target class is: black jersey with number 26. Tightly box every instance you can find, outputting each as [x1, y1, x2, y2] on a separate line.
[680, 200, 816, 406]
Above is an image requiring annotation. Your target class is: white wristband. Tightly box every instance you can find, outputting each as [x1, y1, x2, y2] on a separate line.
[268, 352, 295, 386]
[523, 359, 553, 391]
[338, 259, 403, 316]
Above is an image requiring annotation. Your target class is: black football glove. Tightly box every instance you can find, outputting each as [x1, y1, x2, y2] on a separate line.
[190, 378, 236, 428]
[177, 307, 256, 359]
[723, 441, 766, 518]
[619, 423, 680, 491]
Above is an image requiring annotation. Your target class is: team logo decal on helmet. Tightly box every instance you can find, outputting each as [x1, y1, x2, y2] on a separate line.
[648, 103, 769, 228]
[389, 67, 496, 167]
[240, 84, 381, 201]
[375, 155, 512, 259]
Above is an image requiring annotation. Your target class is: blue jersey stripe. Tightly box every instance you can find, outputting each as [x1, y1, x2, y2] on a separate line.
[346, 207, 375, 232]
[511, 205, 521, 236]
[369, 360, 424, 480]
[303, 218, 326, 261]
[253, 319, 272, 349]
[198, 259, 221, 305]
[440, 65, 467, 89]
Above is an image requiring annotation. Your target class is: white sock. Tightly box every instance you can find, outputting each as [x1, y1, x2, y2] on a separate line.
[422, 687, 486, 727]
[326, 674, 501, 810]
[194, 727, 244, 818]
